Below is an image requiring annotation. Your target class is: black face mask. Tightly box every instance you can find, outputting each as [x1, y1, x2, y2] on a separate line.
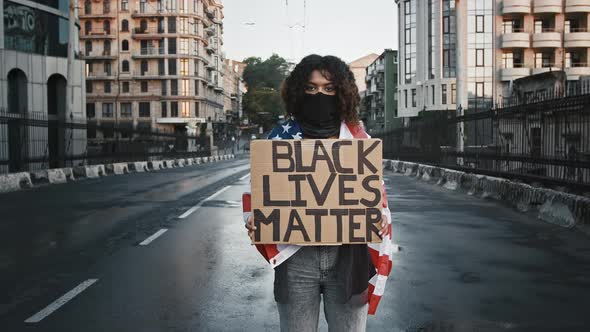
[297, 93, 341, 138]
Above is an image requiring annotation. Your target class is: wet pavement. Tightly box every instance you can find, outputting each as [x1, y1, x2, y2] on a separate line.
[1, 158, 590, 331]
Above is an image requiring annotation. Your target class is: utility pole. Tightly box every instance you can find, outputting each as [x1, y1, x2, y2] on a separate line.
[455, 0, 465, 166]
[66, 0, 77, 163]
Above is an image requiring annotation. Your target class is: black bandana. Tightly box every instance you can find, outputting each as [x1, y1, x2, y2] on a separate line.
[297, 93, 341, 138]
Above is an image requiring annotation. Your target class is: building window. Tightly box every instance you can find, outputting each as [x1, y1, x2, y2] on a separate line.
[195, 79, 199, 95]
[121, 20, 129, 32]
[411, 89, 416, 107]
[141, 81, 148, 92]
[476, 49, 484, 67]
[85, 21, 91, 35]
[158, 59, 165, 75]
[181, 101, 190, 117]
[85, 41, 92, 55]
[180, 79, 190, 95]
[161, 101, 168, 117]
[171, 79, 178, 95]
[476, 82, 484, 98]
[168, 38, 177, 54]
[121, 0, 129, 11]
[104, 81, 111, 93]
[141, 60, 148, 75]
[85, 0, 91, 14]
[180, 59, 189, 75]
[122, 40, 129, 51]
[103, 20, 110, 34]
[158, 18, 165, 33]
[535, 52, 552, 68]
[122, 60, 129, 72]
[103, 40, 111, 55]
[161, 80, 167, 95]
[451, 84, 456, 104]
[121, 102, 132, 117]
[169, 59, 177, 75]
[168, 17, 177, 33]
[86, 81, 92, 93]
[104, 61, 111, 75]
[171, 101, 178, 117]
[442, 84, 447, 104]
[431, 86, 435, 105]
[427, 0, 435, 79]
[139, 102, 150, 117]
[442, 0, 456, 78]
[122, 81, 129, 93]
[86, 103, 95, 118]
[179, 17, 189, 34]
[102, 103, 114, 117]
[404, 0, 417, 83]
[179, 38, 189, 55]
[404, 90, 408, 108]
[86, 62, 93, 76]
[195, 102, 200, 117]
[475, 15, 484, 33]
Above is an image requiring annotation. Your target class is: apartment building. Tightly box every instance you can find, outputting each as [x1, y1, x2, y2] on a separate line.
[79, 0, 225, 148]
[396, 0, 590, 117]
[223, 59, 244, 124]
[1, 0, 86, 173]
[362, 49, 398, 133]
[349, 53, 379, 95]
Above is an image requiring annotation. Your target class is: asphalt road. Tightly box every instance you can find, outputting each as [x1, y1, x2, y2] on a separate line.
[1, 158, 590, 331]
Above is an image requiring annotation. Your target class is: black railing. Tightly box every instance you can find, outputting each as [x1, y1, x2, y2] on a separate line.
[374, 88, 590, 193]
[0, 112, 213, 174]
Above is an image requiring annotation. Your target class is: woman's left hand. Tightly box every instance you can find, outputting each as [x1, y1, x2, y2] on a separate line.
[378, 214, 389, 237]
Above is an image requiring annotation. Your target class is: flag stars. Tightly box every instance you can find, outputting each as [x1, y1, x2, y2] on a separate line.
[281, 123, 292, 133]
[291, 132, 302, 139]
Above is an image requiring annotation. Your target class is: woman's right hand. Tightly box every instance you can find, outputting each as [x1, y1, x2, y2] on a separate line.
[245, 214, 256, 241]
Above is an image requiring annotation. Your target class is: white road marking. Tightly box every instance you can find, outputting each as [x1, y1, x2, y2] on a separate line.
[178, 185, 232, 219]
[24, 279, 98, 323]
[139, 228, 168, 246]
[239, 173, 251, 181]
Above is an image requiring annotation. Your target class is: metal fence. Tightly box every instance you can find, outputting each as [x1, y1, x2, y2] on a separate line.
[374, 88, 590, 193]
[0, 111, 212, 174]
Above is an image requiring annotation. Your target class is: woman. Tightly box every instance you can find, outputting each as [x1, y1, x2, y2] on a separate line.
[244, 55, 393, 331]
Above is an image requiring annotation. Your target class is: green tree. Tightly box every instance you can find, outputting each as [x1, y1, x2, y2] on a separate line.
[242, 54, 290, 131]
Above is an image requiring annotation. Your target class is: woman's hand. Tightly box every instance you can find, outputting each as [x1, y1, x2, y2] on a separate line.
[245, 214, 256, 241]
[378, 214, 389, 237]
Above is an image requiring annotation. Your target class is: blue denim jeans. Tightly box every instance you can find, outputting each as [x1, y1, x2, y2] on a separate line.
[275, 246, 368, 332]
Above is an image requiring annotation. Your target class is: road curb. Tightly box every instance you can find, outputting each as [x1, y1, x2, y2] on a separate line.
[0, 154, 236, 195]
[385, 159, 590, 226]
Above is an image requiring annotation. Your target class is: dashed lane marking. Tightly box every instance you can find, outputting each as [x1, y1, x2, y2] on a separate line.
[139, 228, 168, 246]
[239, 173, 251, 181]
[178, 185, 232, 219]
[24, 279, 99, 323]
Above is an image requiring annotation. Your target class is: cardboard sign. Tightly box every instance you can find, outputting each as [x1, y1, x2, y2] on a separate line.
[250, 139, 383, 244]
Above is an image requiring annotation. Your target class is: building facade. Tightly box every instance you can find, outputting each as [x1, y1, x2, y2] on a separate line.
[1, 0, 86, 173]
[362, 49, 398, 133]
[349, 53, 379, 95]
[79, 0, 225, 151]
[396, 0, 590, 117]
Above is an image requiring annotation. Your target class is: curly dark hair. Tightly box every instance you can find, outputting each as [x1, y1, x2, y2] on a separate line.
[281, 54, 360, 125]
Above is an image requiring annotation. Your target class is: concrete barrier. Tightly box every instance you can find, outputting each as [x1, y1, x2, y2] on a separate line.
[105, 163, 129, 175]
[30, 169, 69, 186]
[73, 165, 105, 179]
[0, 172, 33, 193]
[61, 168, 76, 182]
[386, 159, 590, 227]
[147, 161, 164, 171]
[185, 158, 193, 166]
[128, 162, 149, 173]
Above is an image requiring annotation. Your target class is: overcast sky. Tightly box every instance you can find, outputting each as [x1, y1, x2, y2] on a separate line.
[222, 0, 398, 64]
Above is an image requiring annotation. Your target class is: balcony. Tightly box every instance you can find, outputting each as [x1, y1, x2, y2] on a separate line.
[501, 32, 531, 48]
[131, 6, 167, 18]
[80, 30, 115, 39]
[533, 0, 563, 13]
[133, 71, 165, 80]
[79, 12, 116, 19]
[532, 65, 560, 75]
[566, 64, 590, 79]
[132, 47, 167, 59]
[81, 52, 117, 60]
[206, 44, 216, 54]
[502, 0, 531, 14]
[205, 27, 215, 36]
[85, 72, 116, 80]
[564, 30, 590, 48]
[132, 27, 166, 39]
[157, 117, 206, 125]
[500, 66, 531, 81]
[565, 0, 590, 13]
[532, 30, 562, 48]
